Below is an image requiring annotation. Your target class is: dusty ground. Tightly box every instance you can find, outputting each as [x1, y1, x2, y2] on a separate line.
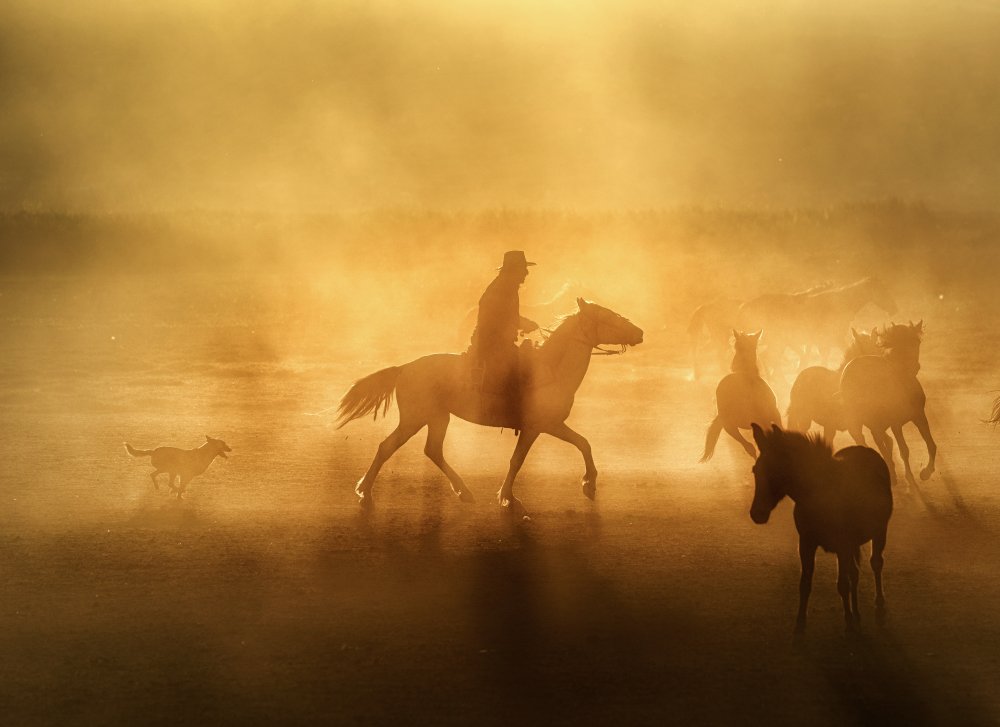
[1, 270, 999, 726]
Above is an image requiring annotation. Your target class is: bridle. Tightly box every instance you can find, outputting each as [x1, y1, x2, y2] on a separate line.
[538, 308, 628, 356]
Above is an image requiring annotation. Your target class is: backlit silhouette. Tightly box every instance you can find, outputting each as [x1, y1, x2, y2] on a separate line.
[750, 423, 892, 634]
[840, 321, 936, 486]
[124, 436, 232, 500]
[336, 298, 643, 516]
[786, 327, 881, 444]
[687, 297, 742, 380]
[458, 279, 594, 346]
[700, 330, 781, 461]
[738, 278, 897, 377]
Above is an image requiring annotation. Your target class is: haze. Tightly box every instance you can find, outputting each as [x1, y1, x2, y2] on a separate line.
[3, 0, 999, 213]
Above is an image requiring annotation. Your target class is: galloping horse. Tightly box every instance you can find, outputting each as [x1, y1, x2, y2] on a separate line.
[840, 321, 936, 486]
[738, 277, 898, 376]
[337, 299, 643, 515]
[700, 330, 781, 461]
[786, 327, 881, 445]
[749, 423, 892, 634]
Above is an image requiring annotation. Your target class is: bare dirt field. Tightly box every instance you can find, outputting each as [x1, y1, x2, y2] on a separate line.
[2, 212, 1000, 726]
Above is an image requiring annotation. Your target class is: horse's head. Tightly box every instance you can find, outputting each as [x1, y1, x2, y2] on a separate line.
[749, 423, 789, 524]
[732, 329, 762, 355]
[878, 320, 923, 373]
[576, 298, 644, 347]
[848, 326, 882, 359]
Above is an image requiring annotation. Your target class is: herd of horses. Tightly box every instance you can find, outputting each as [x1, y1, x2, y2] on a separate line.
[334, 277, 980, 634]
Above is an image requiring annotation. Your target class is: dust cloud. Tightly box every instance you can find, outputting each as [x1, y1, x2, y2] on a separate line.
[3, 2, 1000, 725]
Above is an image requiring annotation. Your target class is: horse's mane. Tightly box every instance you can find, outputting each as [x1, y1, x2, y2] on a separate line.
[878, 322, 922, 350]
[987, 394, 1000, 427]
[762, 427, 835, 469]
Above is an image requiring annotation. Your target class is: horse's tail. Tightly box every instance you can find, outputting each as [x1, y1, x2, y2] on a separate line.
[700, 416, 724, 462]
[124, 443, 153, 458]
[335, 366, 402, 429]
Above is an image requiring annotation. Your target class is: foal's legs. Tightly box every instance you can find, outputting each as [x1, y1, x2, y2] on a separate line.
[423, 414, 474, 503]
[545, 421, 597, 500]
[497, 428, 539, 516]
[356, 419, 425, 504]
[890, 423, 916, 487]
[912, 410, 937, 480]
[871, 528, 888, 624]
[796, 539, 817, 634]
[836, 550, 861, 632]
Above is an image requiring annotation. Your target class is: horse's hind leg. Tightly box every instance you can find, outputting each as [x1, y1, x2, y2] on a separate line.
[871, 428, 897, 486]
[891, 423, 916, 487]
[912, 410, 937, 480]
[871, 529, 888, 624]
[356, 419, 424, 504]
[796, 539, 817, 635]
[424, 415, 474, 503]
[150, 471, 162, 491]
[836, 550, 861, 633]
[723, 425, 756, 458]
[497, 428, 539, 517]
[545, 421, 597, 500]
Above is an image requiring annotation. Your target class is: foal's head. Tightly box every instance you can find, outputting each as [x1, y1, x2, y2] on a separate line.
[749, 423, 831, 524]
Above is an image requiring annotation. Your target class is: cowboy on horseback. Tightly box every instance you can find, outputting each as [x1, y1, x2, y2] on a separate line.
[467, 250, 540, 423]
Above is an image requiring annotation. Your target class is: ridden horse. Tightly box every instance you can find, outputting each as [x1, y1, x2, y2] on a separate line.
[337, 299, 643, 515]
[700, 330, 781, 461]
[750, 423, 892, 634]
[786, 327, 882, 445]
[840, 321, 936, 487]
[738, 277, 898, 377]
[687, 297, 743, 380]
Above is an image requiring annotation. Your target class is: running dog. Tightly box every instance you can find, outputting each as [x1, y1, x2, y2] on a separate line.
[124, 436, 232, 500]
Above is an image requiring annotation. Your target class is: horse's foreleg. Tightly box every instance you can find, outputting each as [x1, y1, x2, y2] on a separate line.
[871, 528, 888, 625]
[545, 421, 597, 500]
[890, 423, 916, 487]
[356, 421, 424, 505]
[424, 415, 474, 503]
[796, 539, 817, 635]
[912, 410, 937, 480]
[497, 429, 539, 516]
[723, 425, 756, 459]
[150, 471, 162, 491]
[871, 428, 897, 486]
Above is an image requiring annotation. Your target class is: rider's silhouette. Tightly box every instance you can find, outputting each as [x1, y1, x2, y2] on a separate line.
[468, 250, 539, 420]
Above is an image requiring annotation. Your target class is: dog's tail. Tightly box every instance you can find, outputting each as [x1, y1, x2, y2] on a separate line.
[124, 442, 153, 458]
[335, 366, 402, 429]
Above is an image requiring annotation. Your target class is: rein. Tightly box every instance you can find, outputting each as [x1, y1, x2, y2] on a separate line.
[539, 312, 628, 356]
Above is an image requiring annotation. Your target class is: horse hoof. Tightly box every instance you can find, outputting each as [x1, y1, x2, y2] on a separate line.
[919, 467, 934, 481]
[499, 496, 529, 519]
[357, 491, 374, 509]
[582, 481, 596, 500]
[457, 488, 476, 504]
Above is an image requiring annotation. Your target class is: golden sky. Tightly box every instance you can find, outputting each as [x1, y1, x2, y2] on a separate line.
[2, 0, 999, 212]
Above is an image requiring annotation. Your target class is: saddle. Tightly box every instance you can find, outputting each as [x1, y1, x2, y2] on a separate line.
[462, 341, 549, 428]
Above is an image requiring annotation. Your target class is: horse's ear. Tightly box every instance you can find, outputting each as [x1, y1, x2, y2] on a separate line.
[732, 328, 739, 339]
[751, 329, 762, 340]
[206, 435, 211, 441]
[771, 423, 783, 436]
[576, 297, 586, 310]
[851, 326, 859, 340]
[751, 423, 766, 449]
[916, 319, 924, 332]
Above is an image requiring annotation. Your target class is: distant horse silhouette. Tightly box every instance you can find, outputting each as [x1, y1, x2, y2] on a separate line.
[700, 330, 781, 461]
[337, 299, 643, 516]
[840, 321, 936, 487]
[750, 423, 892, 634]
[738, 277, 898, 376]
[687, 297, 742, 379]
[457, 279, 595, 345]
[786, 327, 881, 445]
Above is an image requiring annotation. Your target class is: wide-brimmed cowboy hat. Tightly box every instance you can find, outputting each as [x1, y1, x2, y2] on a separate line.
[497, 250, 536, 270]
